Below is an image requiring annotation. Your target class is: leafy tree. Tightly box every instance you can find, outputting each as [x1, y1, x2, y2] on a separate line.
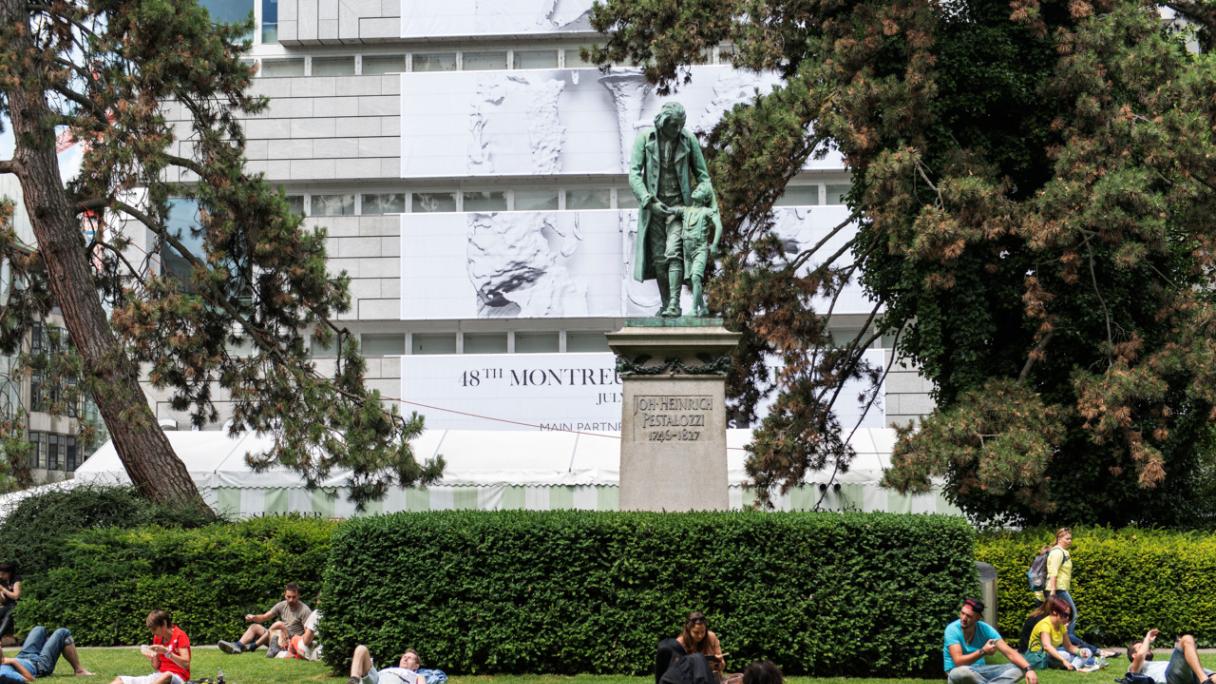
[588, 0, 1216, 525]
[0, 0, 441, 510]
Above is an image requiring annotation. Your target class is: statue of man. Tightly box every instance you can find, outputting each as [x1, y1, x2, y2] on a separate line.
[627, 102, 714, 317]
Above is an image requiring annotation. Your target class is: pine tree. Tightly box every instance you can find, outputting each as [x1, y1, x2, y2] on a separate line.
[0, 0, 441, 510]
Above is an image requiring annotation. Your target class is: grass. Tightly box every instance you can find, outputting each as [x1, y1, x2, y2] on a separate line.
[28, 647, 1216, 684]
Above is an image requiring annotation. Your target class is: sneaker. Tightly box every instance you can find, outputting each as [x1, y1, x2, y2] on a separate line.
[266, 640, 282, 658]
[348, 678, 362, 684]
[217, 640, 242, 654]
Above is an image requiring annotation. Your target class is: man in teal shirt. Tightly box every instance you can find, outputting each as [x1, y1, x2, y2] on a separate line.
[944, 598, 1037, 684]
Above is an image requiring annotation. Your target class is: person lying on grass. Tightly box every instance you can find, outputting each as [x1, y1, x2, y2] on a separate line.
[1127, 629, 1216, 684]
[111, 609, 190, 684]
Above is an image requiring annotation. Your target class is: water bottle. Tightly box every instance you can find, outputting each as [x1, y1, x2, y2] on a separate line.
[216, 669, 225, 684]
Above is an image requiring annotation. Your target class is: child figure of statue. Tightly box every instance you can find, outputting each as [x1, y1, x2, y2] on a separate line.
[670, 182, 722, 317]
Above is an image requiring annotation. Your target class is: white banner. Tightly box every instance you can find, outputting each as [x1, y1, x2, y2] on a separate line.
[401, 0, 597, 39]
[400, 66, 843, 178]
[400, 353, 622, 431]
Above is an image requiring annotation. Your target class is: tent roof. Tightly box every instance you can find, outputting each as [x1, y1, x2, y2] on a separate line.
[74, 427, 898, 489]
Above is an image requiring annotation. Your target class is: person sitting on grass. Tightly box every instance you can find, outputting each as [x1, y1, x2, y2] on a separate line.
[217, 582, 311, 657]
[0, 563, 22, 648]
[944, 598, 1037, 684]
[1127, 629, 1216, 684]
[742, 661, 782, 684]
[0, 625, 93, 681]
[1024, 597, 1096, 671]
[348, 645, 447, 684]
[111, 609, 190, 684]
[268, 602, 321, 661]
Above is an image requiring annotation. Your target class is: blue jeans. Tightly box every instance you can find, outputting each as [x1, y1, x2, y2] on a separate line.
[1055, 590, 1100, 653]
[16, 625, 72, 676]
[947, 664, 1025, 684]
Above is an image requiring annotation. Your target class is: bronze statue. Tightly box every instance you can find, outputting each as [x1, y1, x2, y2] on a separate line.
[628, 102, 720, 317]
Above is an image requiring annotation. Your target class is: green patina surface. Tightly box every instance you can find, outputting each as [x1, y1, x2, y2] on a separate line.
[624, 317, 725, 328]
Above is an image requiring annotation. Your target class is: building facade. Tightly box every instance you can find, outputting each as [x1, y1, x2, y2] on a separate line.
[142, 0, 933, 449]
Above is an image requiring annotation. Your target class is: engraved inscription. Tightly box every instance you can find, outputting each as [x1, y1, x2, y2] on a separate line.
[634, 395, 713, 442]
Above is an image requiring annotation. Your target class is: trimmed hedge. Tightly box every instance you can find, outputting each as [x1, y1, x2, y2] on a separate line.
[977, 528, 1216, 648]
[17, 516, 337, 645]
[322, 511, 976, 677]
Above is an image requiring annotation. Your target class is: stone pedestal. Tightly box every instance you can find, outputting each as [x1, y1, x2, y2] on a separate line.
[606, 318, 741, 512]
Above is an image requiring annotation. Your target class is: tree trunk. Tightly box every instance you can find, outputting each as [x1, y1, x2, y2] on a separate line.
[1, 0, 209, 513]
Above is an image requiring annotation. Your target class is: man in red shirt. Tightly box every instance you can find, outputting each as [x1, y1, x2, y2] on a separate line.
[110, 610, 190, 684]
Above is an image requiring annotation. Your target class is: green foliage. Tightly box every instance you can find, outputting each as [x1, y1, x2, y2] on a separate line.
[16, 515, 336, 645]
[0, 485, 216, 579]
[977, 528, 1216, 647]
[589, 0, 1216, 525]
[323, 511, 975, 677]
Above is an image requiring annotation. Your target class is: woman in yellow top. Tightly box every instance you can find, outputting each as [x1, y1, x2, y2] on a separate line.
[1025, 598, 1088, 670]
[1038, 528, 1105, 655]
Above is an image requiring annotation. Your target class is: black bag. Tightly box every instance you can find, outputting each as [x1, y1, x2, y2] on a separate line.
[660, 653, 716, 684]
[1116, 671, 1158, 684]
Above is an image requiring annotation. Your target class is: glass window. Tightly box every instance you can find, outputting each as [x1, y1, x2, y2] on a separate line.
[261, 0, 278, 43]
[311, 194, 355, 216]
[260, 58, 305, 77]
[718, 44, 736, 61]
[775, 185, 820, 207]
[312, 56, 356, 76]
[163, 198, 204, 290]
[566, 332, 609, 352]
[47, 433, 60, 470]
[463, 333, 508, 353]
[361, 333, 406, 356]
[827, 184, 851, 205]
[564, 47, 593, 68]
[363, 55, 406, 75]
[462, 51, 508, 71]
[310, 336, 337, 357]
[412, 192, 457, 213]
[412, 334, 457, 355]
[463, 191, 507, 212]
[362, 193, 406, 215]
[66, 436, 78, 472]
[199, 0, 253, 25]
[515, 332, 559, 353]
[513, 50, 559, 69]
[413, 52, 457, 72]
[616, 187, 639, 209]
[566, 189, 610, 210]
[514, 190, 559, 211]
[284, 194, 305, 217]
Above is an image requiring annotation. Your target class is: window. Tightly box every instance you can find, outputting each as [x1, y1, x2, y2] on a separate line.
[411, 334, 457, 355]
[65, 436, 79, 472]
[260, 58, 305, 77]
[462, 51, 508, 71]
[567, 332, 608, 352]
[513, 50, 559, 69]
[412, 192, 457, 213]
[163, 198, 204, 291]
[312, 56, 356, 76]
[515, 332, 559, 353]
[360, 333, 405, 356]
[284, 194, 305, 217]
[775, 185, 820, 207]
[199, 0, 253, 25]
[30, 371, 45, 413]
[413, 53, 457, 72]
[363, 55, 406, 75]
[310, 336, 337, 358]
[615, 187, 639, 209]
[513, 190, 559, 211]
[566, 189, 610, 210]
[261, 0, 278, 43]
[564, 48, 593, 68]
[362, 193, 406, 215]
[827, 184, 851, 205]
[463, 333, 507, 353]
[47, 433, 60, 470]
[311, 194, 355, 216]
[463, 191, 507, 212]
[27, 432, 44, 469]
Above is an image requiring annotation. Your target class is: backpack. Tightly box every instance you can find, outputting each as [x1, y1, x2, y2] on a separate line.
[1027, 549, 1050, 591]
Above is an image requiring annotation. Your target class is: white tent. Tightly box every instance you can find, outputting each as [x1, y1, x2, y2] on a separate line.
[65, 428, 958, 518]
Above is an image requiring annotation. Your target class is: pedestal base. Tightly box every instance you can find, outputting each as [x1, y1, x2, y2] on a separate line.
[607, 319, 740, 512]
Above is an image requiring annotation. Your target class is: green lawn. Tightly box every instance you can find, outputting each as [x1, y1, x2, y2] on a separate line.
[28, 647, 1216, 684]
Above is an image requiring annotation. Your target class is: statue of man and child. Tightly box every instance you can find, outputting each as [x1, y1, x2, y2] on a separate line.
[628, 102, 722, 318]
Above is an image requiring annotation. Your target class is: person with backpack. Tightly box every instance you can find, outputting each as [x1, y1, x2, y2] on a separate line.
[1125, 629, 1216, 684]
[944, 598, 1038, 684]
[1032, 528, 1111, 657]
